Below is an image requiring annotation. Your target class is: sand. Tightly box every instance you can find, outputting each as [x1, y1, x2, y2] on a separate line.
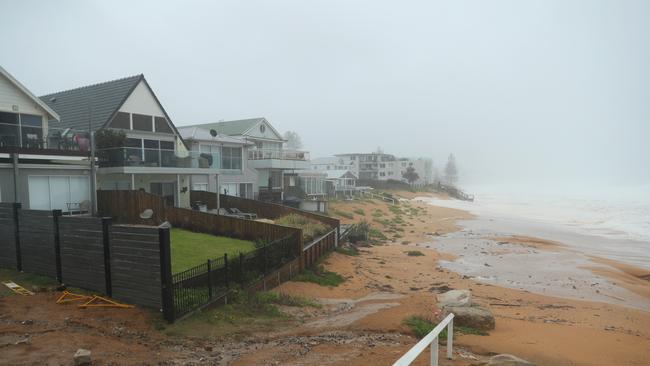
[270, 192, 650, 365]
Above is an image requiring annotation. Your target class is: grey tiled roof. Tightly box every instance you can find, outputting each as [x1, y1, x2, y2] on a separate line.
[40, 75, 143, 132]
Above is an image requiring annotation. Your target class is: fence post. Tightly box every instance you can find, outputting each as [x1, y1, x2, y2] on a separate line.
[101, 217, 112, 297]
[12, 203, 21, 271]
[158, 226, 174, 322]
[224, 253, 229, 288]
[52, 210, 63, 283]
[207, 259, 213, 300]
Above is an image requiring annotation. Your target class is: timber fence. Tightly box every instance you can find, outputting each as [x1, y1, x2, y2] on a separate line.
[0, 203, 173, 319]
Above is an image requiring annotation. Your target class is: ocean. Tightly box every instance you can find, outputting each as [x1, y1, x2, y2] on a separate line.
[418, 183, 650, 269]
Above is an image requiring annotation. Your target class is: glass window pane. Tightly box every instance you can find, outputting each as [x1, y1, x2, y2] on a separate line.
[132, 114, 152, 131]
[109, 112, 130, 129]
[28, 176, 51, 210]
[0, 112, 20, 147]
[143, 139, 159, 148]
[125, 138, 141, 148]
[155, 117, 173, 133]
[20, 114, 41, 127]
[160, 141, 174, 150]
[69, 176, 90, 204]
[49, 176, 71, 211]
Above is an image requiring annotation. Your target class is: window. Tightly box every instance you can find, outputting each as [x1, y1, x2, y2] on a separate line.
[27, 175, 90, 212]
[154, 116, 173, 133]
[20, 114, 42, 147]
[239, 183, 253, 198]
[193, 183, 208, 191]
[0, 112, 20, 147]
[132, 113, 153, 131]
[221, 146, 242, 169]
[220, 183, 238, 196]
[110, 112, 130, 129]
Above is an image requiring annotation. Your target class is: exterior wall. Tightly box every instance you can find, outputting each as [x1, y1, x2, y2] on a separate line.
[115, 80, 188, 156]
[244, 120, 283, 141]
[1, 165, 91, 209]
[0, 73, 48, 116]
[0, 72, 50, 137]
[118, 81, 166, 117]
[97, 173, 191, 208]
[0, 167, 15, 202]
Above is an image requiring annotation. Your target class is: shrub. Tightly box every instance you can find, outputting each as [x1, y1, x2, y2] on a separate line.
[347, 220, 370, 243]
[293, 265, 345, 287]
[353, 208, 365, 216]
[275, 214, 328, 241]
[405, 250, 424, 256]
[403, 315, 436, 339]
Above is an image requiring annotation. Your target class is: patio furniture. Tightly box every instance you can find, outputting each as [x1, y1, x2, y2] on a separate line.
[218, 208, 246, 219]
[228, 207, 257, 219]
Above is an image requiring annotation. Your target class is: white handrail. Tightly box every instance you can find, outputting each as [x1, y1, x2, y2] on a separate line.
[393, 313, 454, 366]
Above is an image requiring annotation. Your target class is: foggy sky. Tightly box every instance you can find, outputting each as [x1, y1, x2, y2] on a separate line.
[2, 0, 649, 188]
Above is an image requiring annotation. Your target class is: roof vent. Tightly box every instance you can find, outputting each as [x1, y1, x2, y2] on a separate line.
[49, 97, 57, 102]
[209, 129, 218, 137]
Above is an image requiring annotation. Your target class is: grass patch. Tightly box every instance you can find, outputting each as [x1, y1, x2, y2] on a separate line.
[164, 290, 290, 338]
[369, 227, 387, 240]
[403, 315, 437, 339]
[353, 208, 365, 216]
[0, 269, 58, 297]
[257, 291, 322, 308]
[403, 315, 488, 340]
[335, 246, 359, 256]
[457, 325, 489, 336]
[171, 228, 255, 273]
[332, 209, 354, 219]
[405, 250, 425, 256]
[293, 265, 345, 287]
[275, 214, 329, 241]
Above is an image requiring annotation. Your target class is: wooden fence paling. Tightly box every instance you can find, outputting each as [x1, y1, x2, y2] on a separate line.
[97, 190, 302, 244]
[190, 191, 340, 229]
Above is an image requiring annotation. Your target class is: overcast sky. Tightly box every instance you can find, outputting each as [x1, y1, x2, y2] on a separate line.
[2, 0, 649, 188]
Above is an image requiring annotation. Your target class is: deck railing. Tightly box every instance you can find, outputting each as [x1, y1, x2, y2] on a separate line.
[248, 148, 309, 161]
[392, 313, 454, 366]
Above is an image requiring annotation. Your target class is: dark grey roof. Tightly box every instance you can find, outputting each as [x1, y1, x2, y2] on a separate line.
[40, 75, 143, 132]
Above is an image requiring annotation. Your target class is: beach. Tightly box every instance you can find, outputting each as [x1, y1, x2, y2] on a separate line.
[267, 191, 650, 365]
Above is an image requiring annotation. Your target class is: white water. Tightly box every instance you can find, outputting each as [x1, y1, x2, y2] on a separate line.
[418, 183, 650, 269]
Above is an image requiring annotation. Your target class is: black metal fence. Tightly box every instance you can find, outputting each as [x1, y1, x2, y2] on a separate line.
[171, 232, 301, 320]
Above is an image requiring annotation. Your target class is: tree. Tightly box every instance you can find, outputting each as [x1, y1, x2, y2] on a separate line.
[402, 166, 420, 186]
[283, 131, 303, 149]
[444, 154, 458, 186]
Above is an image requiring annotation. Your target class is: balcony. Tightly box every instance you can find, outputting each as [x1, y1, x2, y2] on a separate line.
[247, 148, 310, 170]
[0, 122, 90, 156]
[96, 147, 236, 174]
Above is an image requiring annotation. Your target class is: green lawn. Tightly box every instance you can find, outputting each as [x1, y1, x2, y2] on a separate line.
[171, 228, 256, 273]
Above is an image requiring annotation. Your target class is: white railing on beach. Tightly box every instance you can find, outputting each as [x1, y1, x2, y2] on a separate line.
[392, 313, 454, 366]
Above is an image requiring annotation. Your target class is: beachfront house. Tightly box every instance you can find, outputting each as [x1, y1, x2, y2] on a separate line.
[0, 66, 92, 212]
[333, 152, 433, 186]
[40, 74, 208, 208]
[181, 118, 310, 202]
[178, 126, 257, 198]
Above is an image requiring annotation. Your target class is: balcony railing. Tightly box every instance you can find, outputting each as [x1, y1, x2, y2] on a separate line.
[248, 148, 309, 161]
[96, 147, 236, 169]
[0, 122, 90, 154]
